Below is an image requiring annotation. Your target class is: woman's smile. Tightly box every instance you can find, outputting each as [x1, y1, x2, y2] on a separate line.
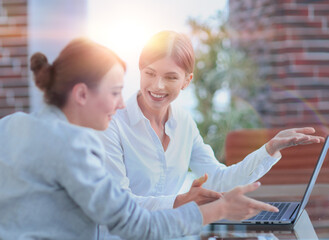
[149, 91, 168, 101]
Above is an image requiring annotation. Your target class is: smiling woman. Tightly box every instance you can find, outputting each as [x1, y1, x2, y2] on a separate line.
[98, 30, 324, 240]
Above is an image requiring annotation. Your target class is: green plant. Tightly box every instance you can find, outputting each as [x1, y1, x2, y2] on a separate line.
[187, 11, 264, 163]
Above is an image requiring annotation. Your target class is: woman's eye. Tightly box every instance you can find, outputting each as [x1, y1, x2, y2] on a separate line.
[145, 72, 155, 77]
[165, 76, 178, 80]
[112, 92, 120, 96]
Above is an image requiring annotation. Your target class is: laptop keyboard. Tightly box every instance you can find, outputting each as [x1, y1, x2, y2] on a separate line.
[248, 202, 290, 221]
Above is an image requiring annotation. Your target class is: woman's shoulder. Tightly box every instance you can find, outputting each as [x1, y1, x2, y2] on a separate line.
[0, 111, 103, 165]
[8, 111, 102, 151]
[52, 119, 103, 151]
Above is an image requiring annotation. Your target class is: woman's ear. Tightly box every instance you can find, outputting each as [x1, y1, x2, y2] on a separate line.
[71, 83, 89, 106]
[182, 73, 193, 90]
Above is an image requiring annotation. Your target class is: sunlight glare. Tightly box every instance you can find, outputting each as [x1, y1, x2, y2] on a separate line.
[107, 19, 150, 55]
[87, 17, 152, 60]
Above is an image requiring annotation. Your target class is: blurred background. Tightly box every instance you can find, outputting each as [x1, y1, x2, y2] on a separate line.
[1, 0, 329, 163]
[2, 0, 329, 234]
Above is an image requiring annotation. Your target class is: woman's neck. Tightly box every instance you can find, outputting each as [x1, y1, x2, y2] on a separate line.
[61, 104, 81, 126]
[137, 93, 169, 127]
[137, 93, 171, 151]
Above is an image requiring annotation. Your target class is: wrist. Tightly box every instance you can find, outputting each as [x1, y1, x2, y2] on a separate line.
[199, 199, 225, 225]
[265, 140, 277, 156]
[174, 193, 187, 208]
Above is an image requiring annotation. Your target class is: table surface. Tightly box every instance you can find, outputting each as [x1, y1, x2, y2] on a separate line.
[245, 183, 329, 239]
[174, 183, 329, 240]
[201, 210, 317, 240]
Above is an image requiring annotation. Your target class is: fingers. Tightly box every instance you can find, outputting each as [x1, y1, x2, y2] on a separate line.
[292, 127, 325, 143]
[247, 198, 279, 213]
[296, 136, 325, 145]
[196, 194, 222, 205]
[192, 173, 208, 187]
[290, 136, 309, 145]
[307, 136, 325, 143]
[195, 186, 222, 203]
[239, 182, 261, 194]
[201, 189, 222, 199]
[291, 135, 325, 146]
[293, 127, 316, 134]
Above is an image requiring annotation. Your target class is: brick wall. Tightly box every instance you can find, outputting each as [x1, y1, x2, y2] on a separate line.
[229, 0, 329, 127]
[0, 0, 28, 118]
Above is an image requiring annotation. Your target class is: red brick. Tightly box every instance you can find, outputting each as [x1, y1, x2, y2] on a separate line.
[312, 4, 329, 10]
[4, 46, 28, 57]
[271, 47, 304, 54]
[0, 78, 28, 88]
[6, 16, 28, 26]
[318, 71, 329, 77]
[0, 97, 28, 108]
[0, 68, 24, 77]
[0, 0, 28, 117]
[277, 0, 295, 4]
[276, 8, 309, 17]
[314, 9, 329, 16]
[0, 108, 19, 118]
[296, 0, 329, 4]
[2, 0, 27, 4]
[283, 21, 322, 29]
[3, 5, 27, 17]
[295, 59, 329, 65]
[4, 87, 29, 97]
[229, 1, 329, 126]
[0, 26, 27, 37]
[301, 34, 329, 40]
[287, 71, 315, 78]
[1, 37, 27, 47]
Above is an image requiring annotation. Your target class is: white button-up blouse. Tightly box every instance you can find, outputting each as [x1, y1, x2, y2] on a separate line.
[99, 92, 281, 211]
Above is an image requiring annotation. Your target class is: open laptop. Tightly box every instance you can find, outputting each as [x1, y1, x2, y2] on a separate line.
[212, 136, 329, 230]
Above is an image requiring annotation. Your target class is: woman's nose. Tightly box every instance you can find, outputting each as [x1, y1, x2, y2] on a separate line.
[116, 95, 125, 110]
[154, 76, 165, 89]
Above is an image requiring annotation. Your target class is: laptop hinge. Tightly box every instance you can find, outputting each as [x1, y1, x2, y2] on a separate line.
[289, 204, 300, 220]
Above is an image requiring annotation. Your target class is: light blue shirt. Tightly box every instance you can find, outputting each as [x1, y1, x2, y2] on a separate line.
[100, 92, 281, 211]
[0, 104, 202, 240]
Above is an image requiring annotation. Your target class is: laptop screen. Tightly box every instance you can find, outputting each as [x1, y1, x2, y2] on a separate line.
[295, 136, 329, 222]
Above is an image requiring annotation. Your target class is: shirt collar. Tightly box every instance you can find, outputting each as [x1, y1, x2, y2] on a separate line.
[166, 105, 177, 129]
[126, 91, 177, 129]
[126, 91, 145, 126]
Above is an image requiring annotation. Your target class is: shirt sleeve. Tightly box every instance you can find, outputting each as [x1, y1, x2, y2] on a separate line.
[189, 120, 281, 193]
[97, 120, 177, 210]
[54, 130, 203, 240]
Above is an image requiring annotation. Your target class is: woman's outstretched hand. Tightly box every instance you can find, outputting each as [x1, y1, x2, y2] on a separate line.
[265, 127, 325, 156]
[199, 182, 279, 225]
[173, 173, 222, 208]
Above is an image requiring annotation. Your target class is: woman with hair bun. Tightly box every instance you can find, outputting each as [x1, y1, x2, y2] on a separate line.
[0, 38, 278, 240]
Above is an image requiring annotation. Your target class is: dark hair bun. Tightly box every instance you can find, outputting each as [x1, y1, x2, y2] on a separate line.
[30, 52, 48, 73]
[30, 52, 52, 91]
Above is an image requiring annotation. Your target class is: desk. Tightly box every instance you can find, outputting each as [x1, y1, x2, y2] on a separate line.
[202, 210, 316, 240]
[205, 184, 329, 240]
[174, 184, 329, 240]
[245, 184, 329, 239]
